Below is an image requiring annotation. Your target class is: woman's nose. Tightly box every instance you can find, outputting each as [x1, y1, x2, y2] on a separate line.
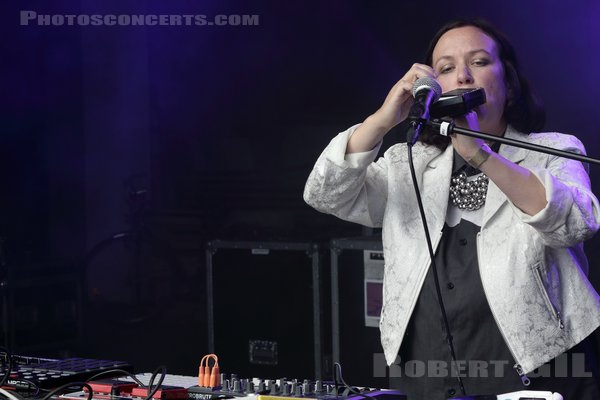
[457, 67, 474, 85]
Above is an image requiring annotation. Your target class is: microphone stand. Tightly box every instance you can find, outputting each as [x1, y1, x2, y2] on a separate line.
[427, 119, 600, 165]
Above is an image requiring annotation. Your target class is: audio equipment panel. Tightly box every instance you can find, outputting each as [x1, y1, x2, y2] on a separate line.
[1, 355, 133, 391]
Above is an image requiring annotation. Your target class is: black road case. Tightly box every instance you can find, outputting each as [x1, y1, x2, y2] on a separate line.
[330, 235, 388, 388]
[206, 240, 323, 379]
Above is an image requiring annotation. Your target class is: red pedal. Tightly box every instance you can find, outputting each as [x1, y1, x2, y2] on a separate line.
[131, 386, 188, 400]
[86, 380, 139, 396]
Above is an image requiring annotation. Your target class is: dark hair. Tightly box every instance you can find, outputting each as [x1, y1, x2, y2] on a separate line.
[420, 18, 545, 148]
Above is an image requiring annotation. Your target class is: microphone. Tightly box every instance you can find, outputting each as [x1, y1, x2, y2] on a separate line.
[407, 76, 442, 145]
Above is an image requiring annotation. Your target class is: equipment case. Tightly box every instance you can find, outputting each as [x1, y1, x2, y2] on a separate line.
[206, 239, 323, 379]
[330, 235, 388, 388]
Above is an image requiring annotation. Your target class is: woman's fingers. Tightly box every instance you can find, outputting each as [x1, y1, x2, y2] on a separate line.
[374, 64, 438, 130]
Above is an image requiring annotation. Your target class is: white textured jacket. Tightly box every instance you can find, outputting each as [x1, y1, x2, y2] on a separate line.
[304, 124, 600, 376]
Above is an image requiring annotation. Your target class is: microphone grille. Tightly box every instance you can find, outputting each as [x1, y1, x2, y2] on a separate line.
[412, 76, 442, 101]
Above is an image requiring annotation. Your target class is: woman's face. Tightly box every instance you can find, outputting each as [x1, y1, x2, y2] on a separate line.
[431, 25, 508, 136]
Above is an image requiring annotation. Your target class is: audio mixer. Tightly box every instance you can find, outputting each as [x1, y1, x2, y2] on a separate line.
[187, 376, 406, 400]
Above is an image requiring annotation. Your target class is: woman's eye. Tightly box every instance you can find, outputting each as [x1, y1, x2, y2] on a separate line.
[472, 59, 489, 66]
[439, 66, 453, 74]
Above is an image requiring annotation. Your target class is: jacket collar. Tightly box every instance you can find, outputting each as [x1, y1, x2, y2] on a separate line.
[498, 125, 529, 164]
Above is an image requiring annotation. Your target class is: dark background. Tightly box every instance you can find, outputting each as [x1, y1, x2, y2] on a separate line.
[2, 0, 600, 381]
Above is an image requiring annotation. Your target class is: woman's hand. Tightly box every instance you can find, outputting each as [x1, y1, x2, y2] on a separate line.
[450, 111, 486, 162]
[372, 63, 438, 131]
[347, 64, 437, 154]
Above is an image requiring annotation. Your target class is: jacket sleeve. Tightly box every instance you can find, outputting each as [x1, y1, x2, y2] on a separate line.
[508, 133, 600, 248]
[303, 124, 389, 228]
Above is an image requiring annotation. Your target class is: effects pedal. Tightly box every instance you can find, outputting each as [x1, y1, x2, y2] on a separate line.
[86, 379, 138, 396]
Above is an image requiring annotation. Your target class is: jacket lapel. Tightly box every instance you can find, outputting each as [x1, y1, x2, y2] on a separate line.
[482, 126, 529, 226]
[420, 144, 454, 230]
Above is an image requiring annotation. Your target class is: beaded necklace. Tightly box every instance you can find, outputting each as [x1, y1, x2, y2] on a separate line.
[449, 142, 500, 211]
[449, 171, 488, 210]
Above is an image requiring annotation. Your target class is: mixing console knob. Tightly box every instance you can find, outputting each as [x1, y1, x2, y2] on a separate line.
[281, 383, 290, 396]
[233, 379, 243, 393]
[315, 380, 324, 394]
[326, 384, 335, 395]
[265, 380, 273, 392]
[222, 380, 230, 391]
[276, 378, 287, 389]
[257, 380, 265, 393]
[302, 381, 313, 396]
[294, 383, 303, 397]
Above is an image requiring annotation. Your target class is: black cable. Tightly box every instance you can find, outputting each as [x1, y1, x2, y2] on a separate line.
[332, 360, 342, 396]
[86, 368, 145, 386]
[143, 365, 167, 400]
[407, 143, 467, 396]
[38, 382, 93, 400]
[0, 347, 11, 387]
[332, 363, 374, 400]
[18, 379, 41, 397]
